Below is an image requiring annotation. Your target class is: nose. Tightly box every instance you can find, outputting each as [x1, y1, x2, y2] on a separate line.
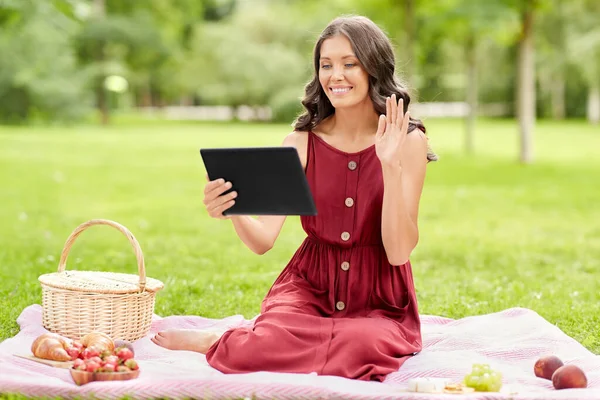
[331, 65, 344, 81]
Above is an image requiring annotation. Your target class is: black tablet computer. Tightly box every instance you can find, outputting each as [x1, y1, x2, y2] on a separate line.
[199, 146, 317, 216]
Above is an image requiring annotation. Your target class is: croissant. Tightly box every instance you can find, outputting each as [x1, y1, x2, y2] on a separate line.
[31, 333, 72, 362]
[81, 331, 114, 353]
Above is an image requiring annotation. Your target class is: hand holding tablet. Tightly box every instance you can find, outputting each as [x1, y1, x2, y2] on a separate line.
[199, 147, 317, 216]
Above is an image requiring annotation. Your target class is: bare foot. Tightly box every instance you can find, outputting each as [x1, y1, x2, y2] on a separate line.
[151, 329, 223, 354]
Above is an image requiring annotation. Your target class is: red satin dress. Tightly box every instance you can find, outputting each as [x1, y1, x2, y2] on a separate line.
[205, 131, 423, 381]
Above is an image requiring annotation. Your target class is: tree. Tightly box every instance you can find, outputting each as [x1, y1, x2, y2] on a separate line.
[516, 0, 537, 164]
[442, 0, 519, 154]
[0, 0, 91, 124]
[564, 0, 600, 125]
[536, 0, 568, 119]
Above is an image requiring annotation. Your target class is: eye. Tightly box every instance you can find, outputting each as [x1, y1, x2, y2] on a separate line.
[345, 63, 355, 68]
[320, 64, 331, 69]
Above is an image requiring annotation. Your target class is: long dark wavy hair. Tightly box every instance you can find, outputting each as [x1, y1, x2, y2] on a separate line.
[293, 15, 438, 162]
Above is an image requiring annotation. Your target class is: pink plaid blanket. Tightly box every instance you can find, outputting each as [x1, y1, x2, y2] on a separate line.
[1, 305, 599, 399]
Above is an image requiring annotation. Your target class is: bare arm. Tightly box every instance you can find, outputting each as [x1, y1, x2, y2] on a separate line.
[228, 214, 287, 255]
[380, 129, 428, 265]
[203, 131, 308, 255]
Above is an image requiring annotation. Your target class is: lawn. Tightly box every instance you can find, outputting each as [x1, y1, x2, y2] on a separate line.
[1, 117, 599, 357]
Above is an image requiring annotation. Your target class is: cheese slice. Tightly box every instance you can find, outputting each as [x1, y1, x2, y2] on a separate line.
[407, 377, 452, 393]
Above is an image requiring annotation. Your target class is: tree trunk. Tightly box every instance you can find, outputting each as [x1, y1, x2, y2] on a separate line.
[97, 81, 109, 125]
[517, 0, 536, 164]
[141, 84, 152, 107]
[551, 74, 565, 120]
[465, 31, 477, 155]
[93, 0, 108, 125]
[588, 84, 600, 125]
[403, 0, 416, 95]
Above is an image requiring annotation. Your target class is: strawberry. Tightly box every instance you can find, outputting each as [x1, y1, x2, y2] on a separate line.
[114, 340, 135, 356]
[100, 350, 113, 360]
[81, 347, 100, 359]
[116, 348, 134, 362]
[66, 346, 81, 361]
[72, 341, 84, 351]
[85, 360, 101, 373]
[102, 362, 117, 372]
[124, 359, 139, 371]
[88, 356, 103, 365]
[104, 355, 120, 365]
[72, 359, 85, 369]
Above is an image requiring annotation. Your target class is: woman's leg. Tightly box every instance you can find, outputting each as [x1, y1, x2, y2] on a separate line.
[205, 306, 332, 375]
[151, 328, 226, 353]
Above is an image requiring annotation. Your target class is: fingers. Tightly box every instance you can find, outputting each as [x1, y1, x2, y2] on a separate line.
[384, 94, 408, 129]
[402, 110, 411, 133]
[203, 178, 237, 219]
[204, 177, 224, 194]
[387, 95, 391, 125]
[396, 97, 404, 127]
[206, 190, 237, 219]
[391, 94, 398, 125]
[376, 114, 386, 138]
[204, 178, 230, 198]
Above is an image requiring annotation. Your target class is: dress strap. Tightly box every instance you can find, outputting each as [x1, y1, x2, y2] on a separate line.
[304, 130, 315, 172]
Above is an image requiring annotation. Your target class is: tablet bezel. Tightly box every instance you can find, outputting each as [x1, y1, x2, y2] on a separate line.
[199, 146, 317, 216]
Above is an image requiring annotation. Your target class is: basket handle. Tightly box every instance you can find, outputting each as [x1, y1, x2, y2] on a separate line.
[58, 219, 147, 291]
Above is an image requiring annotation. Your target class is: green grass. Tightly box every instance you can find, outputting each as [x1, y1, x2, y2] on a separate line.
[1, 117, 599, 357]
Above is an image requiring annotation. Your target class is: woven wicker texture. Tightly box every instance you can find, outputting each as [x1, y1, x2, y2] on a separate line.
[39, 271, 164, 294]
[39, 219, 164, 341]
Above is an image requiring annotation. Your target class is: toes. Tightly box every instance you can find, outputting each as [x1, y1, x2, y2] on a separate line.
[151, 334, 165, 347]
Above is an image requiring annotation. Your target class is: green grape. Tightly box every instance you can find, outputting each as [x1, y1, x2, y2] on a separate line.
[480, 373, 493, 390]
[488, 372, 503, 392]
[464, 364, 503, 392]
[465, 374, 482, 390]
[463, 373, 474, 386]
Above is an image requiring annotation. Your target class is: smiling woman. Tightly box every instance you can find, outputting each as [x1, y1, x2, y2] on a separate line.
[152, 15, 438, 382]
[294, 16, 437, 163]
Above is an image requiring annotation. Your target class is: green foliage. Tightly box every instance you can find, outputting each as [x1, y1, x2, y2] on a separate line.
[0, 1, 91, 124]
[183, 21, 307, 107]
[269, 87, 304, 124]
[0, 0, 599, 124]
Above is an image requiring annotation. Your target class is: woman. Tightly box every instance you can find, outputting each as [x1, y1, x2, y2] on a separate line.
[152, 15, 437, 382]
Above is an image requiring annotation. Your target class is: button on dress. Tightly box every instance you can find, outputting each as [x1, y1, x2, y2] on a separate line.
[205, 130, 423, 381]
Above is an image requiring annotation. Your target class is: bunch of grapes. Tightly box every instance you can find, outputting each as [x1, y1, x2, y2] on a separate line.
[463, 363, 503, 392]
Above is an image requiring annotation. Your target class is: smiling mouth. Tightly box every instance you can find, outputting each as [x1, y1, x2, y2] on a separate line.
[330, 87, 353, 95]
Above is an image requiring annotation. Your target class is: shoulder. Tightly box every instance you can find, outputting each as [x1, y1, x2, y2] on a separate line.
[282, 130, 309, 147]
[282, 130, 309, 169]
[403, 128, 428, 160]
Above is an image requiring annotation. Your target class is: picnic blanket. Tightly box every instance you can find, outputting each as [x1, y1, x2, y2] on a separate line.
[1, 305, 599, 400]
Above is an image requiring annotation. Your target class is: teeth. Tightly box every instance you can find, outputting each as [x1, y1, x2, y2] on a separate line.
[332, 88, 351, 93]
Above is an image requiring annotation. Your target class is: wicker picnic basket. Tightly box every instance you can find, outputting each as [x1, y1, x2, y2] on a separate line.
[38, 219, 164, 342]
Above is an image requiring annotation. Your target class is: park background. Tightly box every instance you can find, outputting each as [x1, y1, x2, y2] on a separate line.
[0, 0, 599, 359]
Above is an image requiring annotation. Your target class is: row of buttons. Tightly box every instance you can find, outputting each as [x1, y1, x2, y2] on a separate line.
[343, 195, 354, 241]
[336, 262, 350, 311]
[336, 160, 358, 312]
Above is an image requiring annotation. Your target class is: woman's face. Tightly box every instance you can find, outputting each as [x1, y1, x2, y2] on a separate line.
[318, 34, 370, 110]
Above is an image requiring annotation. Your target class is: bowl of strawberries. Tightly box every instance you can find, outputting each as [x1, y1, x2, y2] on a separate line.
[70, 340, 140, 385]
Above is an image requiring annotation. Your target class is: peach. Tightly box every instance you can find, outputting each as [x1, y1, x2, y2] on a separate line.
[552, 365, 587, 389]
[534, 355, 564, 380]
